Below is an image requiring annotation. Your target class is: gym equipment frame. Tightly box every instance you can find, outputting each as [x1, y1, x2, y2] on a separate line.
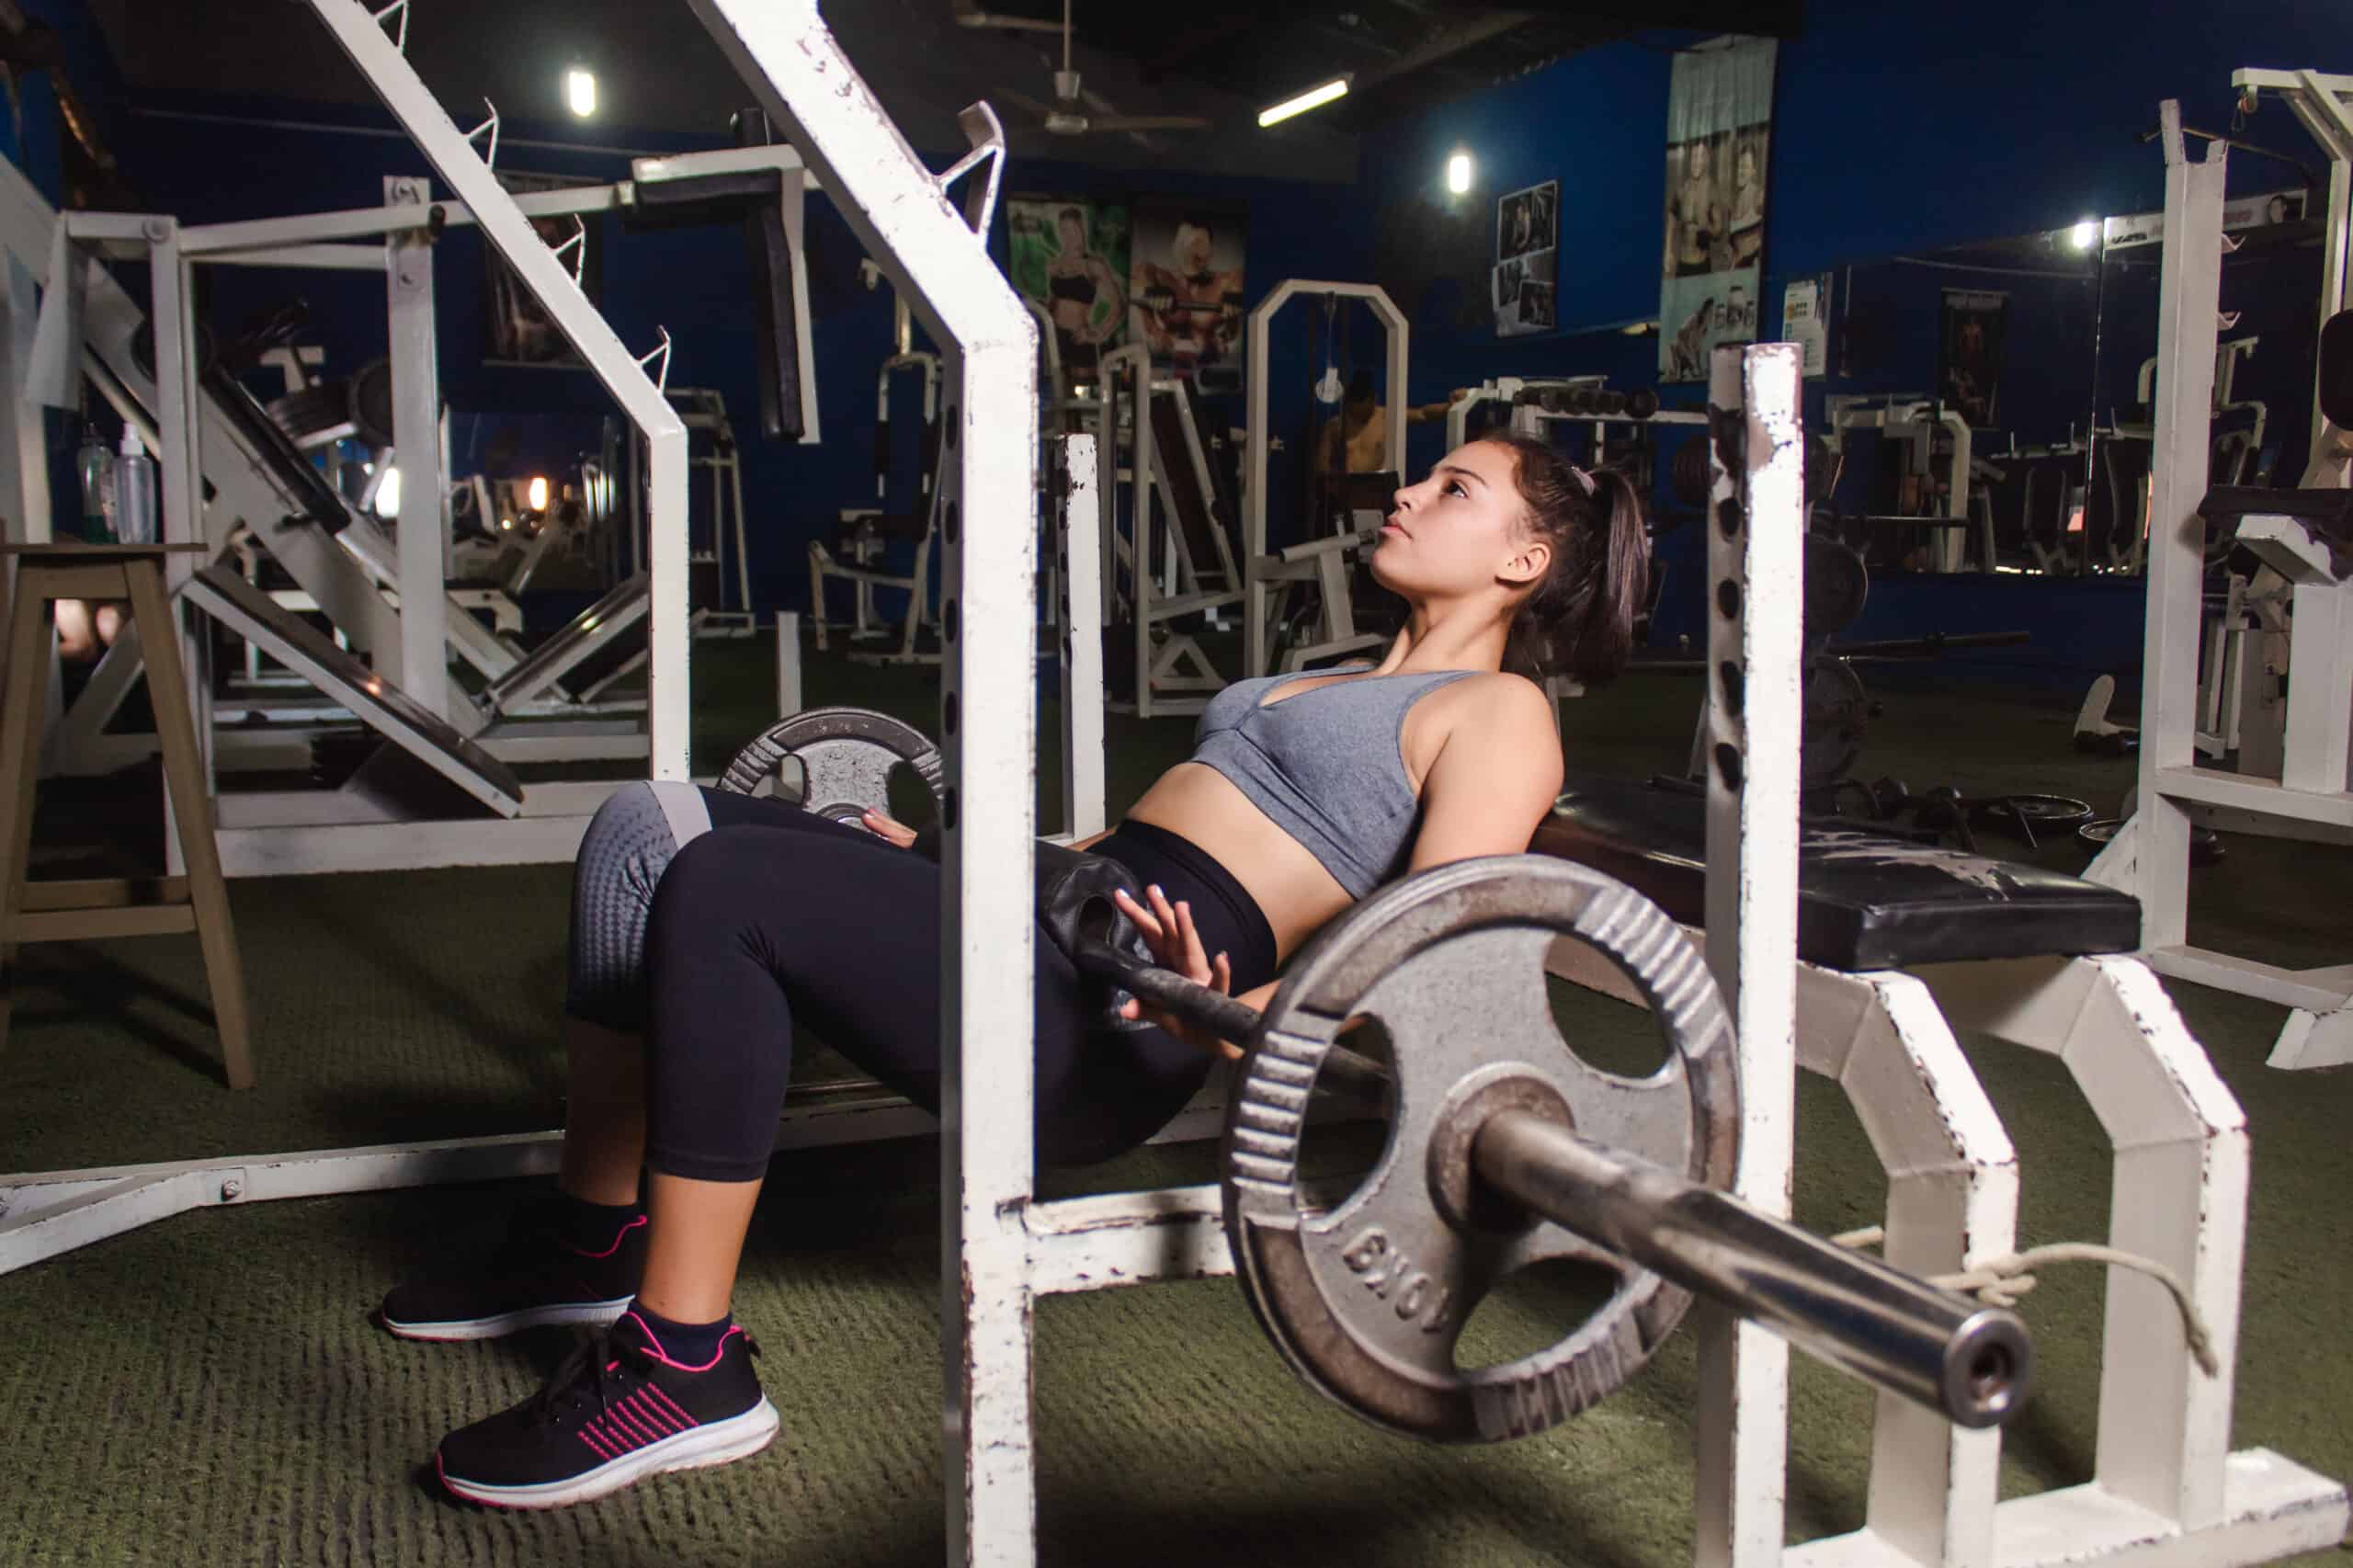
[1091, 341, 1248, 715]
[1243, 279, 1407, 682]
[2088, 81, 2353, 1071]
[0, 14, 2341, 1568]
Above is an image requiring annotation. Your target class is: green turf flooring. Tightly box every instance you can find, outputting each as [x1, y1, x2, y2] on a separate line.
[2, 633, 2347, 1566]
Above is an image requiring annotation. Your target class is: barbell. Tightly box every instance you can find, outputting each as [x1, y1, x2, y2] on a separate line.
[718, 710, 2032, 1443]
[1062, 855, 2028, 1443]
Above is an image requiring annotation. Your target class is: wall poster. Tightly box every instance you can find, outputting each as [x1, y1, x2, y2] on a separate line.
[1659, 39, 1776, 381]
[484, 171, 607, 369]
[1006, 196, 1130, 382]
[1938, 289, 2009, 428]
[1129, 200, 1246, 393]
[1494, 178, 1559, 337]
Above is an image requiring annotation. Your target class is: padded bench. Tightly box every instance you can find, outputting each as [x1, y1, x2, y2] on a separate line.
[1532, 778, 2142, 972]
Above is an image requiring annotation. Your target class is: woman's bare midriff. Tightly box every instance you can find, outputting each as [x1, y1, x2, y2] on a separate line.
[1123, 762, 1355, 961]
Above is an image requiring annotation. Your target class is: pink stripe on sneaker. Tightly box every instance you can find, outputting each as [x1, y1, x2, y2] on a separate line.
[564, 1213, 648, 1260]
[578, 1425, 617, 1461]
[623, 1311, 740, 1372]
[625, 1390, 679, 1437]
[642, 1382, 698, 1429]
[608, 1399, 660, 1446]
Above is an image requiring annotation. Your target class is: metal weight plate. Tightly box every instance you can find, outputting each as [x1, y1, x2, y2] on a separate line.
[1802, 532, 1869, 642]
[1222, 855, 1738, 1444]
[1801, 657, 1870, 790]
[713, 705, 945, 823]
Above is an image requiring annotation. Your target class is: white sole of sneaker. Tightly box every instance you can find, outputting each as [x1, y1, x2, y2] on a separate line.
[439, 1397, 782, 1509]
[382, 1297, 633, 1343]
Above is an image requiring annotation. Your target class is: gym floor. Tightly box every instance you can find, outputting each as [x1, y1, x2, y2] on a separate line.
[3, 635, 2347, 1567]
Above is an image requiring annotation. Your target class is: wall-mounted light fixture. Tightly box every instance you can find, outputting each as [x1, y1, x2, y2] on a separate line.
[566, 68, 597, 119]
[1446, 151, 1474, 195]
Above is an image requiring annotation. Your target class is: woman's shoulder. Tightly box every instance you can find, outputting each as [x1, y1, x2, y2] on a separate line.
[1423, 670, 1553, 734]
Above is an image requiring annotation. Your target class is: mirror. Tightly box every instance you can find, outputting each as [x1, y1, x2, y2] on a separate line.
[1813, 191, 2326, 577]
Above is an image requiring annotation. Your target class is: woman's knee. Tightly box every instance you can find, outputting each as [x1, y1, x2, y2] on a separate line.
[566, 781, 711, 1031]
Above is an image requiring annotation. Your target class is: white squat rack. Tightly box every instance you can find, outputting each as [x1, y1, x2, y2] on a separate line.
[2089, 77, 2353, 1070]
[0, 12, 2342, 1568]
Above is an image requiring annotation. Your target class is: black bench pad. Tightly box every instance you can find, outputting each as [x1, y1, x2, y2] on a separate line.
[1532, 778, 2142, 972]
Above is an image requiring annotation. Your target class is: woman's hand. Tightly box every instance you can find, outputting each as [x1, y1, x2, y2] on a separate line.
[858, 808, 920, 850]
[1109, 884, 1239, 1060]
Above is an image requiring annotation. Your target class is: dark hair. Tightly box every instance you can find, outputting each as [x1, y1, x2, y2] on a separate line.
[1475, 431, 1650, 684]
[1346, 369, 1377, 407]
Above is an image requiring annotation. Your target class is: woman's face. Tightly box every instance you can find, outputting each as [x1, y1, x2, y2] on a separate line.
[1688, 141, 1711, 180]
[1736, 146, 1756, 186]
[1370, 441, 1542, 603]
[1058, 214, 1085, 251]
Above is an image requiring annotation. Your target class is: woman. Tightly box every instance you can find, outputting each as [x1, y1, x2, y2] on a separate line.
[1665, 136, 1722, 279]
[1042, 207, 1124, 374]
[381, 431, 1648, 1510]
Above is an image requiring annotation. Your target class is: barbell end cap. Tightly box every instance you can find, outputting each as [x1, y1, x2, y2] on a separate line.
[1942, 1306, 2033, 1429]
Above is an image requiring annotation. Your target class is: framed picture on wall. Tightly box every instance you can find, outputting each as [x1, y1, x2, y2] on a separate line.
[1495, 178, 1558, 337]
[483, 171, 606, 369]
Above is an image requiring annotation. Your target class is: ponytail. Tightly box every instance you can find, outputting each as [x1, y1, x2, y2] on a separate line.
[1481, 432, 1651, 685]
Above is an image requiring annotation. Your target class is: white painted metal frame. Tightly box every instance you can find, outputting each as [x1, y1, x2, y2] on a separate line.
[1825, 395, 1986, 573]
[1243, 279, 1407, 680]
[2088, 88, 2353, 1070]
[306, 0, 690, 784]
[1097, 342, 1238, 716]
[1696, 342, 1807, 1567]
[1053, 432, 1107, 840]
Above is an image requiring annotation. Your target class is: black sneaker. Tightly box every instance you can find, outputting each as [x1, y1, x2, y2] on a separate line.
[435, 1310, 779, 1509]
[380, 1200, 647, 1342]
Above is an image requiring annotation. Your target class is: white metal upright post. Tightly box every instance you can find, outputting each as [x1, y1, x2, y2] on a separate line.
[682, 6, 1040, 1562]
[1694, 343, 1805, 1568]
[1057, 432, 1105, 839]
[385, 175, 447, 721]
[2132, 104, 2228, 955]
[307, 0, 691, 779]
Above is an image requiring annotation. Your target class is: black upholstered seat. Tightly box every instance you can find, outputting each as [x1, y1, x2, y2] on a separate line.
[1532, 778, 2142, 971]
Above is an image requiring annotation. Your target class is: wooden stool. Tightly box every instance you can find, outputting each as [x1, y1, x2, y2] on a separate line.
[0, 542, 253, 1088]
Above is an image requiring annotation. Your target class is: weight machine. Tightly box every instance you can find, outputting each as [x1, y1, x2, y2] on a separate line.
[2088, 77, 2353, 1072]
[809, 270, 944, 664]
[1243, 280, 1407, 680]
[0, 101, 822, 873]
[1096, 340, 1245, 715]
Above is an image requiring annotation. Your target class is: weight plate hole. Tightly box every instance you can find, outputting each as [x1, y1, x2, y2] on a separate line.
[1294, 1017, 1396, 1217]
[1546, 971, 1671, 1081]
[1451, 1256, 1629, 1373]
[1714, 743, 1744, 792]
[1716, 579, 1741, 619]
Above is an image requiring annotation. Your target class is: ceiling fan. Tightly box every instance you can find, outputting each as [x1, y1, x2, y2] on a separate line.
[993, 0, 1213, 141]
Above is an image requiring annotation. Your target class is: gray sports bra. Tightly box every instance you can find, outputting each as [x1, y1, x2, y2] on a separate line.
[1189, 663, 1478, 899]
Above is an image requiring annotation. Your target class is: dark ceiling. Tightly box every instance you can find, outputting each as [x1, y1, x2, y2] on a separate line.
[85, 0, 1801, 184]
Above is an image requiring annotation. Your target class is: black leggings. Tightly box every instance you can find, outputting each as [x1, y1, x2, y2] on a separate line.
[575, 788, 1278, 1179]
